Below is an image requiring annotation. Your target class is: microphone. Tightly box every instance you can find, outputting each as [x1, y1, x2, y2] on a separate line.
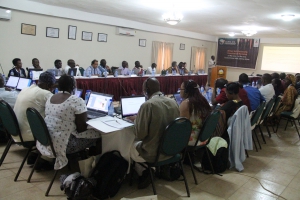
[0, 63, 5, 75]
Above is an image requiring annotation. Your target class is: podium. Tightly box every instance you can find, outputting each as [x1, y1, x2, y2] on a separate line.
[210, 66, 227, 88]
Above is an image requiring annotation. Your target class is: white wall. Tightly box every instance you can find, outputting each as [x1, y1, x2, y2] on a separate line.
[0, 10, 217, 75]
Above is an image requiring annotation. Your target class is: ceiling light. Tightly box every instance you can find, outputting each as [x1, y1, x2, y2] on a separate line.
[163, 12, 183, 25]
[228, 33, 235, 37]
[6, 10, 11, 13]
[241, 30, 257, 37]
[281, 14, 295, 21]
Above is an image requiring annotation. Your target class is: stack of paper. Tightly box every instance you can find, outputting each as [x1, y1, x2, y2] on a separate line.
[87, 116, 133, 133]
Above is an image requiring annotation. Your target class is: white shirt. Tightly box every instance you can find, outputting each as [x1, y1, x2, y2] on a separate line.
[64, 65, 81, 76]
[259, 83, 275, 103]
[0, 88, 18, 108]
[147, 66, 156, 74]
[13, 85, 53, 142]
[208, 59, 216, 68]
[28, 66, 34, 69]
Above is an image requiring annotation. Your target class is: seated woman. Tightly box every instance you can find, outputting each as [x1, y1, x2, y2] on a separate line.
[275, 74, 298, 117]
[36, 75, 101, 170]
[132, 61, 143, 75]
[179, 80, 211, 146]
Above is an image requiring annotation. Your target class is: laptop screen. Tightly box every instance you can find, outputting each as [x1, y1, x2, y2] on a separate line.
[68, 68, 77, 76]
[74, 89, 83, 98]
[6, 76, 19, 88]
[17, 78, 31, 90]
[121, 96, 146, 117]
[173, 93, 183, 105]
[87, 92, 113, 112]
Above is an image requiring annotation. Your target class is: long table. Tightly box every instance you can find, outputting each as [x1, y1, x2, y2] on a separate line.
[76, 74, 208, 100]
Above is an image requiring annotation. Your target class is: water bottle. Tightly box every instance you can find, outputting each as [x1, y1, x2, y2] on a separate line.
[54, 88, 58, 94]
[2, 74, 6, 84]
[200, 85, 204, 93]
[172, 70, 176, 75]
[207, 88, 212, 103]
[104, 71, 107, 78]
[151, 69, 155, 77]
[70, 70, 74, 76]
[166, 71, 169, 76]
[217, 88, 221, 95]
[30, 71, 33, 79]
[142, 70, 145, 77]
[128, 70, 132, 76]
[256, 81, 258, 86]
[114, 70, 118, 77]
[108, 99, 114, 117]
[177, 88, 180, 93]
[252, 81, 255, 87]
[85, 90, 91, 104]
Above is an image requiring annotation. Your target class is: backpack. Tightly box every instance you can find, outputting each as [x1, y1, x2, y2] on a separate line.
[90, 150, 128, 199]
[156, 163, 181, 181]
[202, 146, 228, 174]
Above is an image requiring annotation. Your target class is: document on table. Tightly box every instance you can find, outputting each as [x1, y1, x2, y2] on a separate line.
[87, 116, 133, 133]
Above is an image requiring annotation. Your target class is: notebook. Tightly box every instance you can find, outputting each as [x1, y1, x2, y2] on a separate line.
[5, 76, 19, 88]
[120, 95, 146, 118]
[86, 92, 113, 119]
[16, 77, 31, 90]
[173, 93, 183, 105]
[74, 89, 83, 98]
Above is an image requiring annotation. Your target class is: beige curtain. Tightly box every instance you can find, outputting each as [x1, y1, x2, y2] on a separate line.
[190, 46, 206, 71]
[163, 42, 174, 70]
[152, 41, 164, 71]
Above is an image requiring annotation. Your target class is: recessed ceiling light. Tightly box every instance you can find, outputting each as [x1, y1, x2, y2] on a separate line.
[281, 14, 295, 21]
[228, 33, 235, 37]
[6, 10, 11, 13]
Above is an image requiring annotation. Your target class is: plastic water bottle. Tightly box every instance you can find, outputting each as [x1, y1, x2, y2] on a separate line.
[200, 85, 204, 93]
[2, 74, 6, 84]
[166, 71, 169, 76]
[151, 69, 155, 77]
[217, 88, 221, 95]
[108, 99, 114, 117]
[70, 70, 74, 76]
[207, 88, 212, 103]
[114, 70, 118, 77]
[85, 90, 91, 104]
[104, 71, 107, 78]
[54, 88, 58, 94]
[30, 71, 33, 79]
[256, 81, 258, 86]
[252, 81, 255, 87]
[172, 70, 176, 75]
[128, 70, 132, 76]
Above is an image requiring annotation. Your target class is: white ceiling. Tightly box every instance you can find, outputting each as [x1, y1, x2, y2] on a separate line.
[29, 0, 300, 38]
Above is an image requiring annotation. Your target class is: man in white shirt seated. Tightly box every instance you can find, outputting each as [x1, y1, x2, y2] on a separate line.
[0, 74, 18, 108]
[53, 59, 64, 76]
[259, 73, 275, 103]
[147, 63, 157, 74]
[13, 71, 55, 142]
[119, 61, 130, 75]
[28, 58, 42, 69]
[64, 59, 81, 76]
[85, 59, 102, 76]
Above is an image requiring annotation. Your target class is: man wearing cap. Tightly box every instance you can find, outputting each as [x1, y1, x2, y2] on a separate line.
[13, 71, 56, 142]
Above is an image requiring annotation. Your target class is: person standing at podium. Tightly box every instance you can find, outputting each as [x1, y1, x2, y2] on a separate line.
[208, 55, 216, 86]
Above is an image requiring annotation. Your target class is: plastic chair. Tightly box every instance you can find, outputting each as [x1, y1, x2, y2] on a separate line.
[185, 110, 222, 184]
[131, 117, 192, 197]
[257, 97, 276, 139]
[269, 96, 282, 133]
[79, 67, 85, 76]
[0, 100, 36, 181]
[250, 102, 266, 151]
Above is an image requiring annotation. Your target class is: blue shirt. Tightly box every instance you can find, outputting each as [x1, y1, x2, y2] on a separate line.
[243, 85, 265, 111]
[85, 66, 102, 76]
[98, 65, 107, 74]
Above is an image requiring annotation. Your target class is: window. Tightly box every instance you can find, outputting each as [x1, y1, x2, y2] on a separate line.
[152, 41, 174, 71]
[191, 46, 206, 71]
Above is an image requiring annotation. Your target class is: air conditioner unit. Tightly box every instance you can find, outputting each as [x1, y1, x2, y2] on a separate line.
[0, 8, 11, 20]
[117, 27, 136, 36]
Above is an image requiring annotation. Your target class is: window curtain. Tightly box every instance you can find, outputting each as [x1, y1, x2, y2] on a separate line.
[152, 41, 164, 71]
[191, 46, 206, 71]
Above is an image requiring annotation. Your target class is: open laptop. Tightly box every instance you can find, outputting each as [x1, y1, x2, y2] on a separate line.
[47, 69, 60, 76]
[74, 89, 83, 98]
[5, 76, 19, 88]
[120, 96, 146, 118]
[86, 92, 113, 119]
[173, 93, 183, 105]
[68, 68, 77, 76]
[27, 68, 43, 78]
[16, 77, 31, 91]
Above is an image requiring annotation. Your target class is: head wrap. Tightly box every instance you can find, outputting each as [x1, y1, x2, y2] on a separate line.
[39, 71, 56, 85]
[286, 74, 296, 86]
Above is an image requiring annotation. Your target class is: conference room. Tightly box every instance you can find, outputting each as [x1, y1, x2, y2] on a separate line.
[1, 0, 300, 199]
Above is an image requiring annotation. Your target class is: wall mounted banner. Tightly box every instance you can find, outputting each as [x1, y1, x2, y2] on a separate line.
[217, 38, 260, 69]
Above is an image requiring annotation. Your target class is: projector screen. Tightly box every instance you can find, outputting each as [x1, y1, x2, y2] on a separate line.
[261, 46, 300, 73]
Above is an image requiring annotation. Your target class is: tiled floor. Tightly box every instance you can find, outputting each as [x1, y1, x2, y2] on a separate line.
[1, 122, 300, 199]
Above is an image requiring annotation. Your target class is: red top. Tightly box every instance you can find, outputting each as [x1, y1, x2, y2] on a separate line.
[239, 88, 251, 112]
[215, 88, 228, 104]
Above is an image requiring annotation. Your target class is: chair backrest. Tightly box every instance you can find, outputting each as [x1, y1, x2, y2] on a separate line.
[0, 100, 23, 142]
[251, 101, 266, 126]
[79, 67, 85, 76]
[26, 107, 57, 157]
[260, 97, 276, 123]
[270, 96, 282, 116]
[154, 117, 192, 163]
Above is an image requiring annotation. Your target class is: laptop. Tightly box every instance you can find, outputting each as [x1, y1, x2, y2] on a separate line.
[27, 68, 43, 78]
[86, 92, 113, 119]
[173, 93, 183, 105]
[111, 67, 119, 75]
[68, 68, 77, 76]
[5, 76, 19, 88]
[16, 77, 31, 91]
[74, 89, 83, 98]
[47, 69, 60, 76]
[120, 95, 146, 118]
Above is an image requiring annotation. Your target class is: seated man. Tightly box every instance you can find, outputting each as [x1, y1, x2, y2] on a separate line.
[259, 73, 275, 103]
[86, 59, 102, 76]
[239, 73, 265, 111]
[132, 61, 143, 75]
[211, 78, 228, 106]
[8, 58, 26, 78]
[13, 71, 55, 142]
[128, 78, 179, 189]
[54, 59, 64, 76]
[272, 78, 282, 97]
[64, 59, 81, 76]
[147, 63, 157, 74]
[0, 74, 18, 108]
[99, 59, 112, 75]
[28, 58, 42, 69]
[166, 61, 178, 74]
[119, 61, 130, 75]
